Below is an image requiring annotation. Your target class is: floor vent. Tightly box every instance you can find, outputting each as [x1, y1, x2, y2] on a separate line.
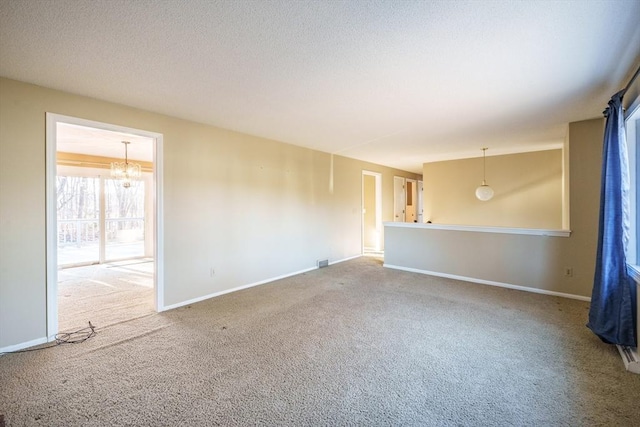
[616, 345, 640, 374]
[317, 259, 329, 268]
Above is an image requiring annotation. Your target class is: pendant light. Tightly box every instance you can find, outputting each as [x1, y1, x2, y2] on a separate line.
[110, 141, 141, 188]
[475, 147, 494, 201]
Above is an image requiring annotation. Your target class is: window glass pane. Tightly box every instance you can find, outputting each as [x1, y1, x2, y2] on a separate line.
[625, 98, 640, 266]
[105, 179, 145, 261]
[57, 176, 100, 266]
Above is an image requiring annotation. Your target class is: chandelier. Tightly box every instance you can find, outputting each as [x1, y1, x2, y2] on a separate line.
[475, 147, 494, 201]
[110, 141, 141, 188]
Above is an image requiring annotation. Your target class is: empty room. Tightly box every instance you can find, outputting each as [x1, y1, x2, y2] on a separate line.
[1, 1, 639, 426]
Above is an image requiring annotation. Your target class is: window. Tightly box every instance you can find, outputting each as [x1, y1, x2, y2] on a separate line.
[57, 176, 100, 265]
[104, 178, 145, 261]
[56, 173, 146, 267]
[625, 94, 640, 277]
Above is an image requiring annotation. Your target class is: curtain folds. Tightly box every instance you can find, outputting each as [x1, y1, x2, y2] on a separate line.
[587, 90, 637, 348]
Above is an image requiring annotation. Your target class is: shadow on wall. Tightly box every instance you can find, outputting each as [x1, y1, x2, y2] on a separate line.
[492, 171, 560, 200]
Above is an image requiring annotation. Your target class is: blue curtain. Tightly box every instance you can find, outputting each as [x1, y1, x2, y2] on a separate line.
[587, 90, 637, 348]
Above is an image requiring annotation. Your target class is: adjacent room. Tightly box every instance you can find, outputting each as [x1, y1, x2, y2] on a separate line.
[55, 122, 157, 332]
[1, 1, 639, 425]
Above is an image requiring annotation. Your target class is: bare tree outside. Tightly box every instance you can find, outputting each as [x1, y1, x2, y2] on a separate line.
[57, 175, 145, 266]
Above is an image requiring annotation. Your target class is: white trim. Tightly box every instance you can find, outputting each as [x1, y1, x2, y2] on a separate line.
[45, 114, 58, 341]
[383, 221, 571, 237]
[626, 99, 639, 265]
[154, 133, 165, 312]
[0, 336, 48, 355]
[45, 113, 165, 336]
[628, 265, 640, 283]
[383, 263, 591, 302]
[162, 254, 362, 311]
[617, 345, 640, 374]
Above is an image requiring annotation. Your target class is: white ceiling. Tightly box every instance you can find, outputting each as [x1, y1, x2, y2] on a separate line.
[57, 123, 153, 162]
[1, 0, 639, 173]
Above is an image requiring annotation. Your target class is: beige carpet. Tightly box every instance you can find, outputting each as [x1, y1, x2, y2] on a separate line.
[1, 256, 639, 426]
[57, 260, 154, 332]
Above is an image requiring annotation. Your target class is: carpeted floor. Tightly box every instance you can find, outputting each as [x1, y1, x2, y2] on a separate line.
[57, 259, 154, 332]
[1, 256, 639, 426]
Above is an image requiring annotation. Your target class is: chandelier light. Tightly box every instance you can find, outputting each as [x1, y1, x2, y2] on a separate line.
[475, 147, 494, 201]
[110, 141, 141, 188]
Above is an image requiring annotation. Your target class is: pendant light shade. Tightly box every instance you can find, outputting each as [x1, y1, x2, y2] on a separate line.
[111, 141, 141, 188]
[475, 148, 493, 201]
[475, 182, 494, 201]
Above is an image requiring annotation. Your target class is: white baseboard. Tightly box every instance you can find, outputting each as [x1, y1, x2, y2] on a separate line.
[383, 263, 591, 302]
[617, 345, 640, 374]
[330, 254, 361, 265]
[0, 336, 48, 355]
[162, 254, 361, 311]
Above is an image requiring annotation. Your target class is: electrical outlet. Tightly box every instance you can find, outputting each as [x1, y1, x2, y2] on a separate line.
[564, 267, 573, 277]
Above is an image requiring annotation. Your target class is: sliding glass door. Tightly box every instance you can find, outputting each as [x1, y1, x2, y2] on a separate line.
[105, 178, 145, 261]
[57, 173, 145, 267]
[57, 176, 100, 266]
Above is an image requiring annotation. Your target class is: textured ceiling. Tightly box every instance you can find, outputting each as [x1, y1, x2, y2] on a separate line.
[2, 0, 640, 173]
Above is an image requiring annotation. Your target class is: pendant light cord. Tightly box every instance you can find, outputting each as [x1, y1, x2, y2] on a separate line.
[482, 147, 488, 185]
[124, 141, 129, 167]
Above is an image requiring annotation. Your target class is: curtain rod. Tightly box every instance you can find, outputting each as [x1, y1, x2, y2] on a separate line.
[622, 63, 640, 96]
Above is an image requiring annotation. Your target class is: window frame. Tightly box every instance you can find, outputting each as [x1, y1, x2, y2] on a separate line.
[625, 94, 640, 281]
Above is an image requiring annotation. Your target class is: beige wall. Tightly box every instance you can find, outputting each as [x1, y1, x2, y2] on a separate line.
[423, 150, 563, 229]
[386, 118, 604, 298]
[0, 77, 419, 349]
[623, 63, 640, 112]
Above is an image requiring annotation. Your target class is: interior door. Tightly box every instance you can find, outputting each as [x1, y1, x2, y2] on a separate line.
[406, 179, 417, 222]
[394, 176, 406, 222]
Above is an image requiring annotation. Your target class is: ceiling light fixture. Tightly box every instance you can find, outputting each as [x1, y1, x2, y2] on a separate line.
[475, 147, 494, 201]
[110, 141, 141, 188]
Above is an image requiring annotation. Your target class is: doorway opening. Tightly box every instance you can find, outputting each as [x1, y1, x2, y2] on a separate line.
[406, 178, 417, 223]
[362, 171, 382, 254]
[393, 176, 424, 224]
[46, 114, 164, 339]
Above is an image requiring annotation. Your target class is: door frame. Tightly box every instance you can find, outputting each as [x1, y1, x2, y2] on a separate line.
[362, 170, 382, 252]
[405, 178, 417, 222]
[417, 180, 424, 223]
[45, 113, 165, 340]
[393, 176, 406, 222]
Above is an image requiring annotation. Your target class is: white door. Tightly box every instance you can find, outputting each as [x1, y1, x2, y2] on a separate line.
[406, 179, 417, 222]
[393, 176, 406, 222]
[417, 180, 424, 223]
